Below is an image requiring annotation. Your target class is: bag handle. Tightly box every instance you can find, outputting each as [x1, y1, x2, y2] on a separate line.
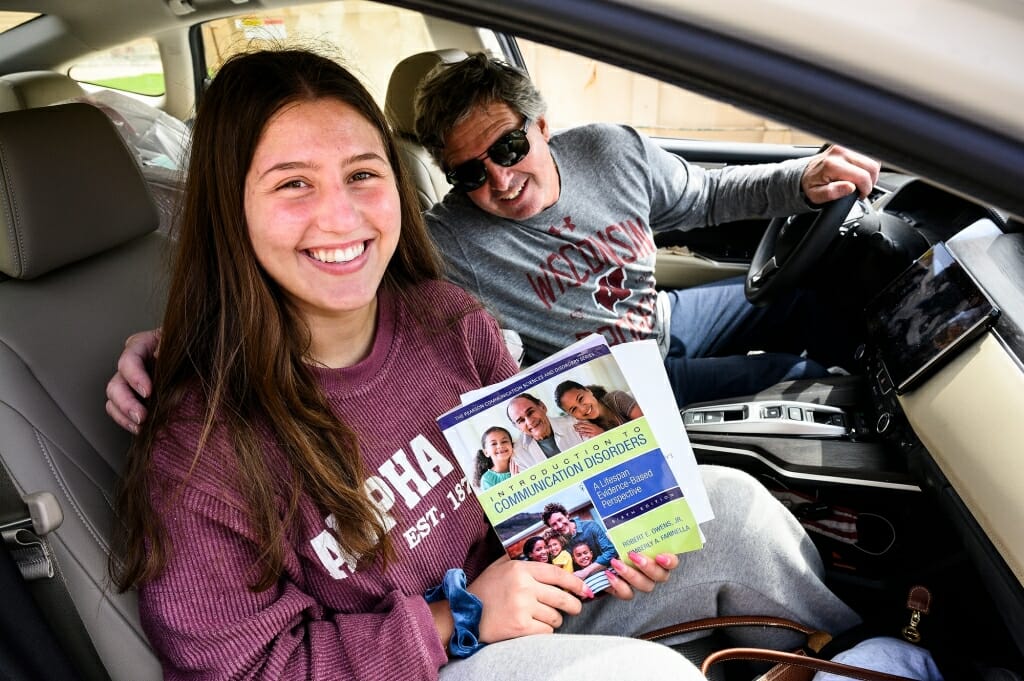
[700, 647, 918, 681]
[638, 614, 827, 646]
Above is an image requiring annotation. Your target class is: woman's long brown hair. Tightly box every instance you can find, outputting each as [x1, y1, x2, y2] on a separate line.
[111, 49, 446, 592]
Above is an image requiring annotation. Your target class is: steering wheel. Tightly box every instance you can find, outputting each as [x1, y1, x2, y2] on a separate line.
[744, 192, 859, 306]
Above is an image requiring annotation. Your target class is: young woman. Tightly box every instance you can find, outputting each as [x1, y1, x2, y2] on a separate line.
[472, 425, 514, 490]
[521, 536, 550, 563]
[109, 48, 698, 680]
[554, 380, 643, 439]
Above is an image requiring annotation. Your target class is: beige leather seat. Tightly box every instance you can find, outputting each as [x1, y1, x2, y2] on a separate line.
[0, 78, 21, 112]
[384, 48, 467, 211]
[0, 70, 85, 114]
[0, 102, 168, 680]
[0, 72, 182, 236]
[0, 70, 86, 109]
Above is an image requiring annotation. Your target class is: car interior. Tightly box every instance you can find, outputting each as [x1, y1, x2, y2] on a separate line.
[0, 2, 1023, 680]
[0, 100, 169, 679]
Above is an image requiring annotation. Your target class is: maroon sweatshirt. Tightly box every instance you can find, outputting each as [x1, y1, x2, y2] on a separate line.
[138, 281, 517, 680]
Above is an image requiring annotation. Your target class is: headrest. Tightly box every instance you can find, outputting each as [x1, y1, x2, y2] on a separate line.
[0, 79, 21, 113]
[385, 49, 468, 137]
[0, 102, 159, 280]
[0, 70, 86, 109]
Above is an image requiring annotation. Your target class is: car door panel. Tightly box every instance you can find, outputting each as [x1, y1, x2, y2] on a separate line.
[651, 138, 817, 290]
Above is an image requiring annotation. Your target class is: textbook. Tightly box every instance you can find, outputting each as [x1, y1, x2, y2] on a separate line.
[437, 335, 711, 592]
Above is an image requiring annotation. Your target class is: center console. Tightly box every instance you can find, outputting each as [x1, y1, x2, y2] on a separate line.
[683, 400, 847, 437]
[680, 241, 1000, 492]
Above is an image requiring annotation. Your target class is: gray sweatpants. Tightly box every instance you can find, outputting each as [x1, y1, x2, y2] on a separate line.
[441, 465, 860, 680]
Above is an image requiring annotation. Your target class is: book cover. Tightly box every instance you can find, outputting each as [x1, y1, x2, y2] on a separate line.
[437, 335, 709, 590]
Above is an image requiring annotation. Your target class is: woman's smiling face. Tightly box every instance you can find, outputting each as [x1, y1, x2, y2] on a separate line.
[244, 97, 401, 328]
[559, 387, 601, 421]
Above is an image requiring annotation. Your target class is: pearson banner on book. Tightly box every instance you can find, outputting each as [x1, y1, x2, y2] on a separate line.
[437, 335, 709, 589]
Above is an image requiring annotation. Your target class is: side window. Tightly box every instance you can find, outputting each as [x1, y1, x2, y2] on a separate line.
[0, 11, 39, 33]
[517, 38, 821, 145]
[66, 37, 164, 96]
[198, 1, 439, 106]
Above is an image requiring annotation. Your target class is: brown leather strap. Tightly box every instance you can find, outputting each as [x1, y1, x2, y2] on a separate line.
[637, 615, 820, 642]
[701, 648, 918, 681]
[907, 585, 931, 613]
[761, 652, 815, 681]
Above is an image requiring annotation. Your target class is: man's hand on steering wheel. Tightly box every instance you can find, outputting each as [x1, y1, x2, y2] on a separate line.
[801, 144, 879, 205]
[745, 145, 880, 306]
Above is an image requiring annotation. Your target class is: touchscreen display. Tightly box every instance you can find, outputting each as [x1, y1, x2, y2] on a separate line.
[865, 241, 999, 393]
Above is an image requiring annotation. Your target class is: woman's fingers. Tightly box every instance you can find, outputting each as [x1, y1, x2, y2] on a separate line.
[525, 559, 591, 601]
[611, 557, 654, 593]
[531, 602, 565, 631]
[104, 397, 139, 434]
[603, 569, 634, 600]
[470, 557, 587, 642]
[534, 577, 586, 617]
[610, 551, 678, 595]
[105, 375, 147, 433]
[106, 328, 162, 432]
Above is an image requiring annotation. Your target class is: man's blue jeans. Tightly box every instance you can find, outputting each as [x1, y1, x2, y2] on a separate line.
[664, 276, 854, 406]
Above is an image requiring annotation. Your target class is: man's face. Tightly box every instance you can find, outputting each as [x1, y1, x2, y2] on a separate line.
[545, 512, 575, 537]
[507, 397, 553, 441]
[442, 101, 560, 221]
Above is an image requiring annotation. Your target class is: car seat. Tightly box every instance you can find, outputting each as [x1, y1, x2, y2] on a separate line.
[0, 70, 86, 109]
[0, 102, 168, 680]
[384, 48, 468, 211]
[0, 78, 21, 112]
[0, 71, 186, 236]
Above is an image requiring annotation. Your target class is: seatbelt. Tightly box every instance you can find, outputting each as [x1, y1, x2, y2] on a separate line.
[1, 490, 62, 579]
[0, 539, 82, 681]
[0, 462, 113, 681]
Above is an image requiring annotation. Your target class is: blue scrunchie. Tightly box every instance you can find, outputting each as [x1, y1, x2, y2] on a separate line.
[424, 568, 485, 658]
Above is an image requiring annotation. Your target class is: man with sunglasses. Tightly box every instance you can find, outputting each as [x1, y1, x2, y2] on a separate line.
[415, 53, 880, 408]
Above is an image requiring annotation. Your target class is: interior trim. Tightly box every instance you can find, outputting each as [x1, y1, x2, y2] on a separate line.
[900, 333, 1024, 586]
[654, 249, 747, 289]
[694, 443, 922, 491]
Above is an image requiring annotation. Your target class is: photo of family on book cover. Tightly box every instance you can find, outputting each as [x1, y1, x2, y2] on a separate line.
[437, 335, 713, 595]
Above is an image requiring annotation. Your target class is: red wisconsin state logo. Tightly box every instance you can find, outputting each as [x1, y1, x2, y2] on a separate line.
[593, 266, 631, 313]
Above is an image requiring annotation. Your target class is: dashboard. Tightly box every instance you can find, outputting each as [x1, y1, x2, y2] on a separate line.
[865, 241, 999, 395]
[679, 175, 1024, 652]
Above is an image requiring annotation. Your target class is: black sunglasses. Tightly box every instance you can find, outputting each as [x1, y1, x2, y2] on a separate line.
[445, 118, 532, 192]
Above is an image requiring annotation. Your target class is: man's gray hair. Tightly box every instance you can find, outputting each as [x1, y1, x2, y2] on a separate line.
[414, 52, 547, 169]
[506, 393, 543, 423]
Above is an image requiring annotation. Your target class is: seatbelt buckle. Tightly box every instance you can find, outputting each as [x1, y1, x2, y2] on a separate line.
[1, 491, 64, 581]
[1, 491, 64, 536]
